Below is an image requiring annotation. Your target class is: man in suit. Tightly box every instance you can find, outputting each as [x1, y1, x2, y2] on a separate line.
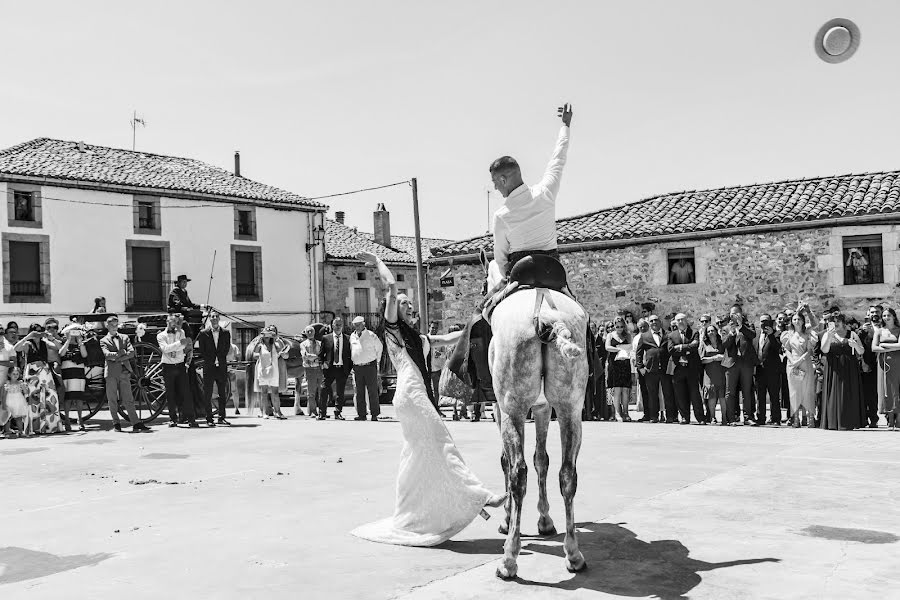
[722, 306, 758, 425]
[667, 313, 704, 424]
[635, 314, 669, 423]
[101, 315, 149, 432]
[754, 314, 783, 426]
[318, 317, 353, 421]
[859, 304, 883, 428]
[198, 311, 232, 426]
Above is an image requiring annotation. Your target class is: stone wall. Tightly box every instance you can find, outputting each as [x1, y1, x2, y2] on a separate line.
[324, 262, 421, 318]
[427, 224, 900, 330]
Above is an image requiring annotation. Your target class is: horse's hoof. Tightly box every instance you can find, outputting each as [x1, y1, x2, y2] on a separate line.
[566, 554, 587, 573]
[495, 564, 518, 580]
[538, 524, 558, 537]
[498, 524, 509, 535]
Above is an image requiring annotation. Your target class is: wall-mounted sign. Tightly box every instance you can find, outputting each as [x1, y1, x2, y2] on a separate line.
[440, 276, 454, 288]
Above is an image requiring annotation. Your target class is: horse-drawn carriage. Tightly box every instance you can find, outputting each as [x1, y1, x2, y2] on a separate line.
[66, 311, 248, 424]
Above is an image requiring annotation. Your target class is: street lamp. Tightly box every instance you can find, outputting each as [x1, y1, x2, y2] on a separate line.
[306, 223, 326, 252]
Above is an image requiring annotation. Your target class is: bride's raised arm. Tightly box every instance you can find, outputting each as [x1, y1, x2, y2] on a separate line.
[357, 251, 397, 322]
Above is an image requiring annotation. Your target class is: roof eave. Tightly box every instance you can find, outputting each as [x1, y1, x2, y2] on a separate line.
[427, 213, 900, 264]
[0, 173, 326, 213]
[324, 256, 427, 267]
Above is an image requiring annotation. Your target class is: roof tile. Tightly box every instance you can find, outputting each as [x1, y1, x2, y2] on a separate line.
[0, 138, 322, 209]
[431, 169, 900, 258]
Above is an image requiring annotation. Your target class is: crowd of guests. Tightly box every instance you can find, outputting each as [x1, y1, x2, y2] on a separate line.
[582, 302, 900, 430]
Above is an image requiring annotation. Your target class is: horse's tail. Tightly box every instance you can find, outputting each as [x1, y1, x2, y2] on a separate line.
[537, 315, 583, 360]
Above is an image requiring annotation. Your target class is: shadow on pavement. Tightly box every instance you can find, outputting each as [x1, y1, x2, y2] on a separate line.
[443, 522, 780, 600]
[0, 547, 112, 585]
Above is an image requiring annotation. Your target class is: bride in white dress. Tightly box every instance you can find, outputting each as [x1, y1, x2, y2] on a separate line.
[350, 251, 505, 547]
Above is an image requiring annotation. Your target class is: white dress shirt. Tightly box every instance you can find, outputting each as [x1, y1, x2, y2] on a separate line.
[492, 125, 570, 274]
[157, 329, 186, 365]
[350, 328, 383, 365]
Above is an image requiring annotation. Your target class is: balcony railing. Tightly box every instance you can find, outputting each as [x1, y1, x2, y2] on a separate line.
[10, 281, 43, 297]
[236, 282, 259, 298]
[124, 279, 169, 312]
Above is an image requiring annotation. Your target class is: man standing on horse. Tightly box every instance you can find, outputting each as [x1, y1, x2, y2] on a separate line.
[489, 103, 572, 277]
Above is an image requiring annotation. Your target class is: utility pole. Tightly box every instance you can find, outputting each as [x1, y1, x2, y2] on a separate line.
[411, 178, 428, 333]
[486, 189, 491, 233]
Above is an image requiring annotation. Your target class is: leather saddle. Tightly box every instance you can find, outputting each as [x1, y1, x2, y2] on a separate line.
[509, 254, 567, 291]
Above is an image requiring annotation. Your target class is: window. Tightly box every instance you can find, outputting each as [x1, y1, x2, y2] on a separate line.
[396, 273, 405, 282]
[233, 323, 264, 360]
[9, 241, 41, 297]
[2, 232, 50, 303]
[843, 235, 884, 285]
[667, 248, 696, 285]
[356, 272, 366, 281]
[354, 288, 371, 313]
[132, 195, 161, 234]
[238, 211, 252, 235]
[13, 191, 34, 221]
[125, 240, 171, 312]
[231, 244, 263, 301]
[236, 253, 257, 297]
[7, 184, 42, 228]
[234, 206, 257, 240]
[138, 202, 155, 230]
[398, 288, 408, 296]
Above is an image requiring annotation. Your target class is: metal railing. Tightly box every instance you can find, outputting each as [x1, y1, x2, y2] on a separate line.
[10, 281, 43, 297]
[236, 283, 259, 298]
[124, 279, 168, 312]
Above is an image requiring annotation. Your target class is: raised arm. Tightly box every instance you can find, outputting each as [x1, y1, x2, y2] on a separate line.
[356, 251, 397, 322]
[537, 103, 572, 199]
[429, 329, 464, 348]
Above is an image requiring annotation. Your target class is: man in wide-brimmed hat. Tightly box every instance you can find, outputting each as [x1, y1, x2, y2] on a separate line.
[168, 274, 206, 316]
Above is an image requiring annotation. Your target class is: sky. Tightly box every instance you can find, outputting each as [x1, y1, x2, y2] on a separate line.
[2, 0, 898, 242]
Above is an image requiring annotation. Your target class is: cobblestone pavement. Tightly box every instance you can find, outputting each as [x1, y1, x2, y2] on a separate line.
[0, 406, 897, 599]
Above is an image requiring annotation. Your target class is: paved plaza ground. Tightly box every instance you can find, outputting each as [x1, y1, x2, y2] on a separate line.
[1, 405, 898, 599]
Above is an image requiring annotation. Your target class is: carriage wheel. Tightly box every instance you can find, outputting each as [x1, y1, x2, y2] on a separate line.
[122, 342, 168, 423]
[79, 367, 106, 420]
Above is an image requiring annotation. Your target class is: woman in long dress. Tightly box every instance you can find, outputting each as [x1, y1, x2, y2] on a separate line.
[252, 326, 288, 420]
[819, 313, 866, 430]
[781, 309, 819, 428]
[350, 251, 505, 547]
[872, 307, 900, 430]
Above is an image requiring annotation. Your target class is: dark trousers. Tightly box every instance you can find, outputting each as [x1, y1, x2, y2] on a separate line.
[643, 371, 662, 419]
[661, 374, 677, 422]
[725, 362, 754, 422]
[163, 363, 194, 423]
[321, 368, 348, 416]
[755, 366, 781, 423]
[354, 363, 380, 418]
[780, 361, 790, 413]
[203, 363, 228, 421]
[861, 369, 878, 424]
[673, 367, 704, 422]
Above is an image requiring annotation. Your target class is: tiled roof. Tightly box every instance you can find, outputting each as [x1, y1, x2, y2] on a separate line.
[326, 220, 453, 265]
[0, 138, 323, 209]
[325, 219, 416, 264]
[360, 232, 454, 262]
[431, 170, 900, 257]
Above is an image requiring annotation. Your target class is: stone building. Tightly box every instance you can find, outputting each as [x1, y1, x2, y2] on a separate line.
[322, 204, 451, 325]
[427, 170, 900, 328]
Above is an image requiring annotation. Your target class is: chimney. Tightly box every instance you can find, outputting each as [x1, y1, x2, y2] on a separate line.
[234, 151, 241, 177]
[373, 203, 391, 247]
[335, 211, 345, 224]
